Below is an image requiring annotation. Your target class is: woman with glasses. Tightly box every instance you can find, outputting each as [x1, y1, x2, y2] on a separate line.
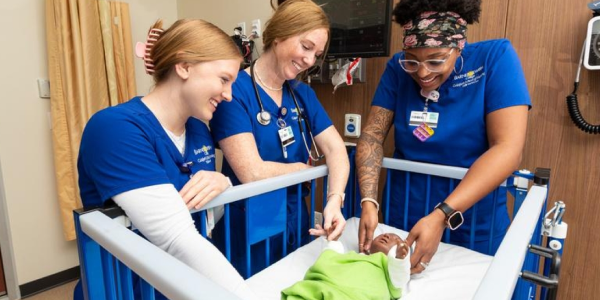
[209, 0, 349, 276]
[356, 0, 530, 275]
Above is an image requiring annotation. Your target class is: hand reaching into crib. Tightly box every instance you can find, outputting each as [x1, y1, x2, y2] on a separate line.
[358, 202, 379, 254]
[323, 198, 347, 240]
[179, 170, 232, 209]
[405, 210, 446, 274]
[309, 200, 346, 241]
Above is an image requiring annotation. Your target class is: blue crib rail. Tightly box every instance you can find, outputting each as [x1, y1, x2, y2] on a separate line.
[379, 157, 507, 254]
[74, 153, 557, 300]
[74, 210, 243, 300]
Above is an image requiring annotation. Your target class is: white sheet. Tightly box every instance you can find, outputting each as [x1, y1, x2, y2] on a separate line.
[246, 217, 492, 300]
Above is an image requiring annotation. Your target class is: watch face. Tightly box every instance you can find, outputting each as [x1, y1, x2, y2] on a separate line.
[447, 211, 464, 230]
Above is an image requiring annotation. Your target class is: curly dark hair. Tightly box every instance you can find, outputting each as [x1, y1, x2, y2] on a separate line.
[393, 0, 481, 25]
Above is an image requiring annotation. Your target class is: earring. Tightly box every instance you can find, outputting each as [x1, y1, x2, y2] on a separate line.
[454, 55, 464, 74]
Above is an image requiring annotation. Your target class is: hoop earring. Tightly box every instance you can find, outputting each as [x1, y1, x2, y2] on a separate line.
[454, 55, 464, 74]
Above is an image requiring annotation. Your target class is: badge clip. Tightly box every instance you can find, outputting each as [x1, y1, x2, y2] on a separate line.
[420, 89, 440, 102]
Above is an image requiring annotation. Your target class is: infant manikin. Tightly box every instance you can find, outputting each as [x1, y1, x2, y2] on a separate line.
[281, 232, 411, 300]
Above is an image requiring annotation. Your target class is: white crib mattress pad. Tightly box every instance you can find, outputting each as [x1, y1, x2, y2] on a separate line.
[246, 217, 492, 300]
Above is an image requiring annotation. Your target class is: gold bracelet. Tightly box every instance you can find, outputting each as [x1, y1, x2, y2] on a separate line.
[327, 193, 345, 208]
[360, 197, 379, 212]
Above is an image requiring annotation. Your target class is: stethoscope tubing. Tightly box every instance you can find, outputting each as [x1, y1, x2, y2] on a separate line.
[249, 59, 324, 160]
[250, 60, 305, 128]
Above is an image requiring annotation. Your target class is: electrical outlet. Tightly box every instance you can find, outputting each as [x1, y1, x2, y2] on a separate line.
[251, 19, 261, 38]
[237, 22, 246, 36]
[37, 78, 50, 98]
[344, 114, 361, 138]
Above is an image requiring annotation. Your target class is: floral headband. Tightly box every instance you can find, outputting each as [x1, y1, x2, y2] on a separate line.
[402, 11, 467, 50]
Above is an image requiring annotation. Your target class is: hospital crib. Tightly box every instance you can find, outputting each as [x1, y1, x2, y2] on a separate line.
[74, 152, 563, 300]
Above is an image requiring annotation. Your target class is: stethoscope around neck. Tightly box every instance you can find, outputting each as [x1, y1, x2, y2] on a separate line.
[249, 59, 324, 162]
[251, 59, 296, 126]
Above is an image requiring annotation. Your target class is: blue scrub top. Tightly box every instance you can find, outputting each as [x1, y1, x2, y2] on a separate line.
[209, 70, 334, 276]
[78, 97, 217, 208]
[372, 39, 531, 244]
[210, 71, 333, 185]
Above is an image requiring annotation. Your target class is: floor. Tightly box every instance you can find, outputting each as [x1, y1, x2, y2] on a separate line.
[22, 280, 76, 300]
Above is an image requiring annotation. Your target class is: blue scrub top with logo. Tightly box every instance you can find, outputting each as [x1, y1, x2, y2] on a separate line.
[211, 71, 332, 181]
[210, 71, 332, 275]
[78, 97, 217, 208]
[372, 39, 531, 251]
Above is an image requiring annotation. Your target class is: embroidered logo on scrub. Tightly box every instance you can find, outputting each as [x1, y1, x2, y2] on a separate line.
[194, 145, 212, 156]
[290, 107, 304, 121]
[452, 66, 485, 88]
[413, 123, 434, 142]
[194, 145, 215, 164]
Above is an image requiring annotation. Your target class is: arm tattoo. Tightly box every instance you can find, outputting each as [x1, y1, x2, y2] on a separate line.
[356, 107, 394, 199]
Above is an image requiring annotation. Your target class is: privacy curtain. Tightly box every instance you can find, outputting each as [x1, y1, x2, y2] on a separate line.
[45, 0, 135, 240]
[99, 0, 136, 106]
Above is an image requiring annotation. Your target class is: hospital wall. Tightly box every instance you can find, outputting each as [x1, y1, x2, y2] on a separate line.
[509, 2, 600, 299]
[177, 0, 272, 54]
[180, 0, 600, 299]
[0, 0, 177, 297]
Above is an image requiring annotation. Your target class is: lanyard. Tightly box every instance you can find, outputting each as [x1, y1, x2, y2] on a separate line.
[412, 89, 440, 142]
[420, 89, 439, 112]
[250, 60, 324, 162]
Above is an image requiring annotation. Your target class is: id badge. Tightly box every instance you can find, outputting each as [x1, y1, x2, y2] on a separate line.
[278, 126, 295, 147]
[409, 111, 439, 128]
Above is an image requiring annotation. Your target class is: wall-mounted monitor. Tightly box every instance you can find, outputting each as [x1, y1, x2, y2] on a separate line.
[314, 0, 393, 59]
[584, 16, 600, 70]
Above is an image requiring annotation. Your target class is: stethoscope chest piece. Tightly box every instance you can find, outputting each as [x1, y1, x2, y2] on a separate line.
[257, 110, 271, 126]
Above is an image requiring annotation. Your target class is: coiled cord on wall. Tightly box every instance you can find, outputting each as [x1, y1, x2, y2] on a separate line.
[566, 40, 600, 134]
[566, 83, 600, 134]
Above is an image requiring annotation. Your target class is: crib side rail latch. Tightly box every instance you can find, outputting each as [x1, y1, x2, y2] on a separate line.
[520, 244, 560, 300]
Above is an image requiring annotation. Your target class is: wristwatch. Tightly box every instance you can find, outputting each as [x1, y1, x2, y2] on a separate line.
[434, 202, 464, 230]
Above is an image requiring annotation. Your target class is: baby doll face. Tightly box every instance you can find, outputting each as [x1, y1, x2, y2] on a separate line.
[371, 233, 409, 259]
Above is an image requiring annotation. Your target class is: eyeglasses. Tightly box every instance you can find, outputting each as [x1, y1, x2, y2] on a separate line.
[398, 48, 455, 73]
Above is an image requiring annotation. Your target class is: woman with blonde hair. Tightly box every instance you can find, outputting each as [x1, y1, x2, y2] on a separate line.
[210, 0, 350, 276]
[75, 19, 258, 300]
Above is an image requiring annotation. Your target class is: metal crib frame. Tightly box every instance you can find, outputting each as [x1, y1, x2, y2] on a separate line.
[74, 156, 560, 300]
